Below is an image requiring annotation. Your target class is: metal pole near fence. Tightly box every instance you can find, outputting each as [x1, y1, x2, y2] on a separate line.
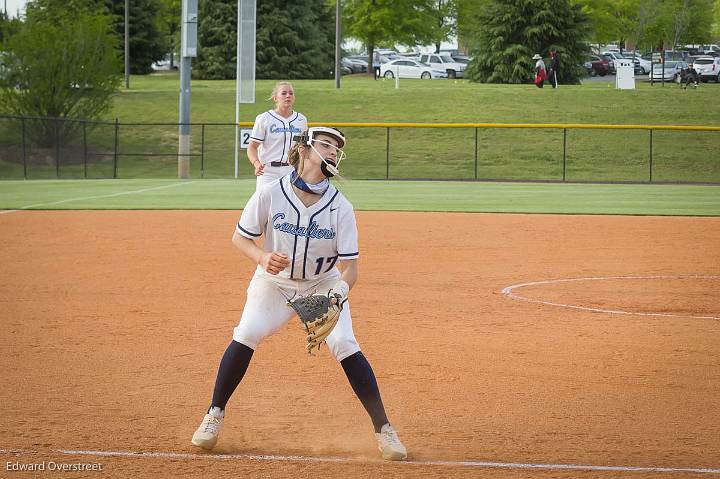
[474, 128, 478, 180]
[113, 118, 119, 179]
[83, 121, 88, 179]
[21, 117, 27, 179]
[55, 119, 60, 178]
[386, 127, 390, 179]
[649, 129, 653, 183]
[562, 128, 567, 182]
[200, 124, 205, 178]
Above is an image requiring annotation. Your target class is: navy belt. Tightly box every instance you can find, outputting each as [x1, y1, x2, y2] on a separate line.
[269, 161, 289, 167]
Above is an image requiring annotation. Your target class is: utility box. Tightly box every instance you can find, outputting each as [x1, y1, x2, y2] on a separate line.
[615, 59, 635, 89]
[181, 0, 198, 57]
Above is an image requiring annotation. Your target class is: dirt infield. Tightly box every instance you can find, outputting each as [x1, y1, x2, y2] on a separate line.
[1, 210, 719, 479]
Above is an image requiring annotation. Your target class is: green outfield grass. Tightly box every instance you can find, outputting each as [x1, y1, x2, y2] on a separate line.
[0, 179, 718, 216]
[1, 74, 719, 182]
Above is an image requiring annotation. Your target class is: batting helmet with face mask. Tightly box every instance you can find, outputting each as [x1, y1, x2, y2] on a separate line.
[294, 127, 346, 177]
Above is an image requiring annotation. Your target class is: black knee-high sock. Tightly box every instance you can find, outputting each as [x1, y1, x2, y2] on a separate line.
[341, 351, 389, 433]
[210, 340, 254, 411]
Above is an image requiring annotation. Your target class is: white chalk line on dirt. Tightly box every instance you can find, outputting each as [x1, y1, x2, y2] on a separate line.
[0, 181, 196, 215]
[0, 448, 718, 475]
[501, 275, 720, 320]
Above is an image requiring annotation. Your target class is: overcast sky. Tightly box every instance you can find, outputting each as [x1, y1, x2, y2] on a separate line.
[4, 0, 26, 17]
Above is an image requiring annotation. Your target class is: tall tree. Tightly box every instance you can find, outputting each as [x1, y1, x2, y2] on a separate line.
[577, 0, 623, 46]
[465, 0, 590, 84]
[0, 11, 23, 50]
[194, 0, 335, 80]
[195, 0, 236, 79]
[456, 0, 490, 54]
[343, 0, 439, 68]
[0, 2, 121, 141]
[256, 0, 335, 79]
[157, 0, 181, 68]
[647, 0, 715, 49]
[429, 0, 457, 53]
[101, 0, 167, 74]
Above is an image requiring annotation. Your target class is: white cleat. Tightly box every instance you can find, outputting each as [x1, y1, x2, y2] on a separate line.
[191, 407, 224, 450]
[375, 423, 408, 461]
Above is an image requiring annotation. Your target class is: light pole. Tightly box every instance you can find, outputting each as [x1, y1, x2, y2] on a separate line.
[178, 0, 198, 178]
[124, 0, 129, 89]
[334, 0, 341, 89]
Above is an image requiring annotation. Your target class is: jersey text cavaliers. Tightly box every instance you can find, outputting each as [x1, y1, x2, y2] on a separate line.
[272, 213, 336, 239]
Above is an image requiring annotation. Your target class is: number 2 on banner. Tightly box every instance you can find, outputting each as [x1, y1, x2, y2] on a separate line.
[240, 129, 252, 149]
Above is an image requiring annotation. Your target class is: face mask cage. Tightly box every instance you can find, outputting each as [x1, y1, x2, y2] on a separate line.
[309, 138, 346, 176]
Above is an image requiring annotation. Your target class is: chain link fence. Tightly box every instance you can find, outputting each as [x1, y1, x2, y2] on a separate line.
[1, 115, 719, 183]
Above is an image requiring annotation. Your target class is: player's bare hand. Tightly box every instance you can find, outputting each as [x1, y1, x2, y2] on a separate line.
[260, 252, 289, 275]
[254, 163, 265, 176]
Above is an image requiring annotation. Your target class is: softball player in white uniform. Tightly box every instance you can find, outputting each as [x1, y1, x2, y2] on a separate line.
[247, 81, 308, 190]
[192, 127, 407, 461]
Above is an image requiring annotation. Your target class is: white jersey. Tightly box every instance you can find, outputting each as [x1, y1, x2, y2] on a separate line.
[250, 110, 308, 186]
[236, 175, 359, 281]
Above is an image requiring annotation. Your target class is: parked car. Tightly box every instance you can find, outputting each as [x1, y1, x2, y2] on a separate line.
[595, 53, 616, 73]
[376, 49, 400, 60]
[341, 57, 367, 73]
[584, 55, 610, 76]
[380, 59, 447, 79]
[353, 53, 393, 65]
[663, 50, 691, 62]
[417, 52, 466, 78]
[601, 51, 628, 72]
[651, 61, 688, 82]
[684, 44, 720, 56]
[346, 56, 369, 70]
[329, 64, 353, 77]
[701, 44, 720, 56]
[450, 54, 470, 64]
[151, 54, 178, 71]
[625, 53, 651, 74]
[691, 56, 720, 82]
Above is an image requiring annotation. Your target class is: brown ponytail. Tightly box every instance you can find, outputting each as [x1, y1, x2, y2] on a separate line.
[288, 143, 307, 176]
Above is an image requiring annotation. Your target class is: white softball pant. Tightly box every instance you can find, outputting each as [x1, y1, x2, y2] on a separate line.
[233, 269, 361, 361]
[255, 165, 293, 191]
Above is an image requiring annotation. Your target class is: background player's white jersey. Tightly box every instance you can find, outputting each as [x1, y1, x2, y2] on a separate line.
[250, 110, 307, 165]
[236, 176, 359, 281]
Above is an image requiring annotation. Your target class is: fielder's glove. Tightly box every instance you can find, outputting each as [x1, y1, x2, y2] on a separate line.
[287, 288, 346, 355]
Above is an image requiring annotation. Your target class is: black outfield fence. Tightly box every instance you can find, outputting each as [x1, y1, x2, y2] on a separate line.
[1, 115, 719, 183]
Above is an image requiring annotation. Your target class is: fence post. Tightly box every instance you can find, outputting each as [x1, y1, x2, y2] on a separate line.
[562, 128, 567, 182]
[113, 118, 119, 179]
[83, 121, 88, 179]
[55, 118, 60, 178]
[649, 129, 653, 183]
[201, 124, 206, 178]
[474, 127, 478, 180]
[386, 127, 390, 179]
[21, 117, 27, 179]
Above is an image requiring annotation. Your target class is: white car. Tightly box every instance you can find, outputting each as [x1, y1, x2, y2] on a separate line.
[380, 59, 448, 79]
[152, 54, 178, 71]
[626, 53, 651, 74]
[418, 53, 466, 78]
[692, 56, 720, 82]
[651, 61, 688, 82]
